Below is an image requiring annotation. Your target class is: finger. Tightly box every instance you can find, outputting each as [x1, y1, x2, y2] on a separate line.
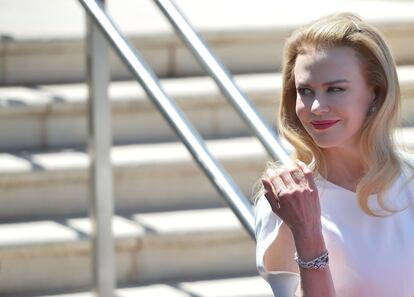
[290, 167, 306, 186]
[296, 160, 312, 175]
[279, 169, 297, 190]
[270, 172, 287, 194]
[262, 178, 276, 197]
[262, 178, 280, 210]
[265, 168, 278, 180]
[296, 160, 318, 193]
[263, 176, 283, 201]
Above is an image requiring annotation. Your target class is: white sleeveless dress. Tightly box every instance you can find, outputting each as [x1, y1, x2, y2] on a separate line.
[255, 160, 414, 297]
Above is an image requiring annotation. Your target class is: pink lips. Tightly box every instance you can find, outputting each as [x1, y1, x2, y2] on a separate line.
[311, 120, 340, 130]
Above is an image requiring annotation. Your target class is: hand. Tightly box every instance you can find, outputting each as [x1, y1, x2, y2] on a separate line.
[261, 160, 322, 236]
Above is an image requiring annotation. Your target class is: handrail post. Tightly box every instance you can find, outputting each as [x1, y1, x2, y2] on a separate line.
[86, 0, 115, 296]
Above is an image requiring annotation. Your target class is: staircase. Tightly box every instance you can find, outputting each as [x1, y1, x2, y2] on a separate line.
[1, 0, 414, 296]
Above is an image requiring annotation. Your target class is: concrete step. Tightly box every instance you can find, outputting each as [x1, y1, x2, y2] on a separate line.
[0, 208, 256, 295]
[0, 137, 270, 220]
[1, 0, 414, 84]
[1, 130, 414, 222]
[35, 274, 273, 297]
[1, 66, 414, 151]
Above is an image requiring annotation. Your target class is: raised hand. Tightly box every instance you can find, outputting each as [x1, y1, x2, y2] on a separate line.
[261, 160, 322, 237]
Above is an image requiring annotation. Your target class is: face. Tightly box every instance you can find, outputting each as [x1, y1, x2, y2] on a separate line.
[294, 46, 375, 150]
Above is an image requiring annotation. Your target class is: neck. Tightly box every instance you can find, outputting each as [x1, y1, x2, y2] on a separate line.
[321, 146, 367, 192]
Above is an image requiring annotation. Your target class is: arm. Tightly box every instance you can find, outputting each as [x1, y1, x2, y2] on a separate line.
[262, 160, 336, 297]
[293, 227, 336, 297]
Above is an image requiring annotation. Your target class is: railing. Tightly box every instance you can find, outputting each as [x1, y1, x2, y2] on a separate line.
[153, 0, 291, 165]
[78, 0, 291, 295]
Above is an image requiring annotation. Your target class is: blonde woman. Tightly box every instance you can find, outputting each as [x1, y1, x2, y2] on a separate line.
[254, 12, 414, 297]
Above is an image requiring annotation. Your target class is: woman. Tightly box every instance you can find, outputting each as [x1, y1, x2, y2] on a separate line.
[254, 12, 414, 297]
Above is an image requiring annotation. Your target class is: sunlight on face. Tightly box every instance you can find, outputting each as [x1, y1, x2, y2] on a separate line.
[294, 46, 375, 149]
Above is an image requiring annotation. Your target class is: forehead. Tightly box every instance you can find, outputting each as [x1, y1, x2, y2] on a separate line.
[294, 46, 364, 84]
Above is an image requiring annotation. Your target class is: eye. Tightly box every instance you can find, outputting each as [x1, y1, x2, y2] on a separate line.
[328, 87, 345, 93]
[297, 87, 313, 96]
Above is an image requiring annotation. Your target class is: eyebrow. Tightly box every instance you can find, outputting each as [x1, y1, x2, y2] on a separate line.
[297, 79, 351, 87]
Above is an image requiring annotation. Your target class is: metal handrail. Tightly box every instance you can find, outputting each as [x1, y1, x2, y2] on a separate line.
[153, 0, 292, 166]
[78, 0, 294, 295]
[79, 0, 254, 235]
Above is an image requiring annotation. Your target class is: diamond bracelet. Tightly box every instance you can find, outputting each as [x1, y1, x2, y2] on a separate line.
[294, 250, 329, 270]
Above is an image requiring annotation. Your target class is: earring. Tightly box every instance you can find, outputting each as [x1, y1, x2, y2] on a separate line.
[369, 105, 377, 114]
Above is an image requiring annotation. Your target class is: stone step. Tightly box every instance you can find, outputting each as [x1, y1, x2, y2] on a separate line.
[1, 131, 414, 222]
[36, 274, 273, 297]
[1, 0, 414, 85]
[0, 137, 269, 220]
[1, 66, 414, 151]
[0, 208, 256, 295]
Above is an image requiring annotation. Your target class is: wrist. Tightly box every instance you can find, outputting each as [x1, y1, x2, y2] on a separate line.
[295, 249, 329, 270]
[293, 228, 326, 261]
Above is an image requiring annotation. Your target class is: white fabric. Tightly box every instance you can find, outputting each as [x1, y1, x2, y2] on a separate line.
[255, 160, 414, 297]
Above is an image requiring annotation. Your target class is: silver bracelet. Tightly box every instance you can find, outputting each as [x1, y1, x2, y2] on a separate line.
[294, 250, 329, 270]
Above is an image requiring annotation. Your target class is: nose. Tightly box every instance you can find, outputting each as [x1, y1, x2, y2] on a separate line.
[310, 97, 329, 115]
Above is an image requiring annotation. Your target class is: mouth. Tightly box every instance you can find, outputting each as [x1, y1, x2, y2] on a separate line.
[310, 120, 340, 130]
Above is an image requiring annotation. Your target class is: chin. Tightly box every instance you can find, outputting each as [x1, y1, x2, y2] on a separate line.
[310, 137, 343, 149]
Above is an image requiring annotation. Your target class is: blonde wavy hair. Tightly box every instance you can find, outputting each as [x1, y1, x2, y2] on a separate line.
[253, 12, 412, 216]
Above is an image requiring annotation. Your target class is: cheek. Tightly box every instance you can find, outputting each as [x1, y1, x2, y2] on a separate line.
[295, 97, 306, 119]
[344, 91, 371, 118]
